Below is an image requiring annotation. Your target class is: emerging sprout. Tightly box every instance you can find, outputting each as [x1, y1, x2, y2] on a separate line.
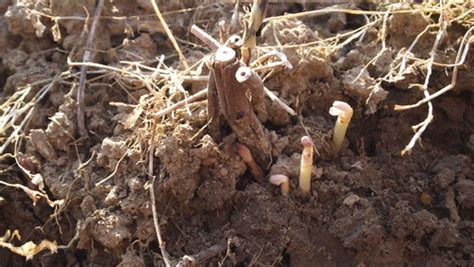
[329, 101, 353, 154]
[299, 136, 314, 195]
[236, 143, 263, 184]
[269, 174, 289, 196]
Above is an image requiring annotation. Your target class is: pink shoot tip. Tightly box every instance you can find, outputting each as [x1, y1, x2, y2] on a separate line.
[300, 136, 314, 147]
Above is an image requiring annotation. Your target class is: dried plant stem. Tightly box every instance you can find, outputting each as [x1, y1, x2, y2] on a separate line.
[399, 9, 448, 156]
[176, 242, 230, 267]
[154, 88, 208, 119]
[29, 6, 213, 22]
[148, 120, 172, 267]
[0, 181, 58, 208]
[119, 60, 208, 82]
[0, 107, 34, 154]
[151, 0, 189, 69]
[152, 86, 297, 119]
[0, 73, 67, 154]
[261, 19, 377, 50]
[69, 60, 201, 83]
[252, 50, 292, 71]
[191, 25, 221, 50]
[394, 27, 473, 111]
[263, 86, 296, 116]
[94, 151, 127, 186]
[353, 6, 391, 83]
[396, 24, 435, 78]
[187, 25, 297, 119]
[57, 220, 82, 250]
[77, 0, 104, 137]
[264, 6, 440, 23]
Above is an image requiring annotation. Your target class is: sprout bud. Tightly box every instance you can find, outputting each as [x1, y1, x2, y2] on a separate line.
[329, 101, 353, 154]
[269, 174, 289, 196]
[236, 143, 264, 184]
[299, 136, 314, 195]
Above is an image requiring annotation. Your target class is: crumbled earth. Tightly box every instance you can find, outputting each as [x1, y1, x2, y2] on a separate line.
[0, 1, 473, 266]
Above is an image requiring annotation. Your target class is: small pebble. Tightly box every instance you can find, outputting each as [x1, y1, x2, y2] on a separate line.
[128, 177, 143, 192]
[343, 194, 361, 208]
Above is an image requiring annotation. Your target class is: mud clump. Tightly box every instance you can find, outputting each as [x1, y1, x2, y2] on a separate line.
[155, 133, 245, 215]
[330, 198, 384, 262]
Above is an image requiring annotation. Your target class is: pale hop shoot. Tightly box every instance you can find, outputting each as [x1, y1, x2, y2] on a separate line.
[269, 174, 290, 196]
[329, 101, 353, 154]
[299, 136, 314, 195]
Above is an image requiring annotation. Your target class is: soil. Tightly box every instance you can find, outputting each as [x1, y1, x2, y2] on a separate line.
[1, 1, 473, 266]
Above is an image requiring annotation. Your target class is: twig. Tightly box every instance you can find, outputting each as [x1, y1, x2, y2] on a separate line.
[176, 242, 230, 267]
[68, 59, 208, 87]
[57, 220, 82, 249]
[151, 0, 189, 69]
[152, 84, 297, 119]
[153, 88, 208, 119]
[191, 25, 222, 50]
[252, 50, 292, 71]
[67, 60, 160, 93]
[264, 86, 296, 116]
[332, 19, 378, 52]
[399, 6, 448, 156]
[353, 6, 391, 83]
[77, 0, 105, 137]
[0, 181, 60, 208]
[395, 25, 435, 79]
[148, 120, 172, 267]
[28, 6, 214, 22]
[260, 19, 377, 50]
[94, 151, 128, 186]
[119, 60, 209, 82]
[0, 73, 67, 154]
[394, 27, 473, 111]
[264, 6, 440, 23]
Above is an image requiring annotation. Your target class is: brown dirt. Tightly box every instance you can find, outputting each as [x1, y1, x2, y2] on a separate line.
[0, 1, 473, 266]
